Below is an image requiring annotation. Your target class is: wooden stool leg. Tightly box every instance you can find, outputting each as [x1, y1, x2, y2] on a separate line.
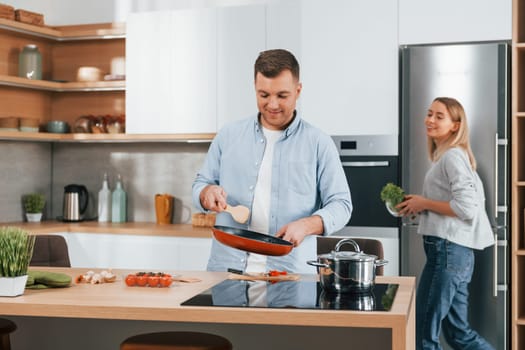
[0, 318, 16, 350]
[0, 335, 11, 350]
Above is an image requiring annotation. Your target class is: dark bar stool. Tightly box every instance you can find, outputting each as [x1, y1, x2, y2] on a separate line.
[120, 331, 233, 350]
[0, 318, 16, 350]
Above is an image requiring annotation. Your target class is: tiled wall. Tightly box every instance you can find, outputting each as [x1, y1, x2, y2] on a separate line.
[0, 141, 52, 221]
[0, 141, 210, 223]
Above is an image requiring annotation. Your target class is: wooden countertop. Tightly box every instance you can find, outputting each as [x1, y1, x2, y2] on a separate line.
[0, 267, 414, 326]
[0, 221, 213, 238]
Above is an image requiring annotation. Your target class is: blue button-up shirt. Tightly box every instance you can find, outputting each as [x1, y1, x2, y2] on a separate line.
[192, 112, 352, 273]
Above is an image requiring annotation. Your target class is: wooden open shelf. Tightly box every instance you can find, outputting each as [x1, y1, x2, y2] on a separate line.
[0, 130, 215, 143]
[0, 18, 125, 41]
[0, 74, 124, 91]
[0, 19, 135, 142]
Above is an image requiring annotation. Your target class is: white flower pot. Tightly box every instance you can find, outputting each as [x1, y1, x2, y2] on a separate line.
[0, 275, 28, 297]
[26, 213, 42, 222]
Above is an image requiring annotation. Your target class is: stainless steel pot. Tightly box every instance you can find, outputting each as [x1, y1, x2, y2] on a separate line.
[307, 238, 388, 293]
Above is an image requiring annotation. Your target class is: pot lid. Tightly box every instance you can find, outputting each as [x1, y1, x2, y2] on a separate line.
[320, 250, 378, 262]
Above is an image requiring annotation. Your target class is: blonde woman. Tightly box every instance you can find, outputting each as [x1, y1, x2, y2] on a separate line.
[397, 97, 494, 349]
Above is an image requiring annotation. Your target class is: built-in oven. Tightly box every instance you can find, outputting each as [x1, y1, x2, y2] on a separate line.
[331, 135, 400, 275]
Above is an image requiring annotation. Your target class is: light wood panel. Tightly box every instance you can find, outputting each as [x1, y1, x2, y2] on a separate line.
[52, 39, 125, 81]
[0, 29, 52, 77]
[0, 85, 51, 120]
[51, 90, 124, 124]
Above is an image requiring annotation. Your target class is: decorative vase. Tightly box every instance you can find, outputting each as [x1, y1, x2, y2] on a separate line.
[26, 213, 42, 222]
[0, 275, 28, 297]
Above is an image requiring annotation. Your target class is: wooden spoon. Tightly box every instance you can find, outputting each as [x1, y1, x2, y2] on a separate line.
[224, 204, 250, 224]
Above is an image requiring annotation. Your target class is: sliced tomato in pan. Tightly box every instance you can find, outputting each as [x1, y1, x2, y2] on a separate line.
[211, 225, 293, 256]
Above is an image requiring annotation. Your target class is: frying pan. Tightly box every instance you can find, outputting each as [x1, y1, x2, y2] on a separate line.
[211, 225, 293, 256]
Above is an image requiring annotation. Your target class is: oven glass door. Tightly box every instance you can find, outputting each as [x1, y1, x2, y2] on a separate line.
[341, 155, 400, 227]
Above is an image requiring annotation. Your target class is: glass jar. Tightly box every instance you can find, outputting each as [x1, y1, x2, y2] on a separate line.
[18, 44, 42, 80]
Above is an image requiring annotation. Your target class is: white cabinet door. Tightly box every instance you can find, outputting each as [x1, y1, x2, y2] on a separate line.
[216, 5, 266, 129]
[399, 0, 511, 45]
[62, 233, 211, 271]
[266, 0, 301, 55]
[299, 0, 398, 136]
[126, 9, 217, 134]
[176, 237, 212, 271]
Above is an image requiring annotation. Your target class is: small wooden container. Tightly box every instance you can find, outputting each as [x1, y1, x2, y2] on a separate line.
[19, 117, 40, 132]
[15, 9, 44, 26]
[0, 3, 15, 20]
[192, 213, 216, 227]
[0, 117, 19, 129]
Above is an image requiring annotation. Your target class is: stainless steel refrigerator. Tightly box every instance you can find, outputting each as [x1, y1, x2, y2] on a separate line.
[400, 42, 509, 350]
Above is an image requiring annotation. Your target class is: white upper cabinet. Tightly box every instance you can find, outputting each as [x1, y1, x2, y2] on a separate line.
[299, 0, 399, 135]
[266, 0, 302, 54]
[216, 5, 266, 130]
[126, 9, 217, 134]
[399, 0, 511, 44]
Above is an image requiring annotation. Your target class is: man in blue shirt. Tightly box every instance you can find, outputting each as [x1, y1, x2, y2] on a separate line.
[192, 49, 352, 273]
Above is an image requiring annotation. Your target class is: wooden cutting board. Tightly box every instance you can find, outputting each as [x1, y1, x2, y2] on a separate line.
[228, 273, 300, 282]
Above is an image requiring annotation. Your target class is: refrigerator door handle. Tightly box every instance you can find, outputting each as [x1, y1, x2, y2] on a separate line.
[494, 133, 498, 219]
[341, 161, 390, 167]
[493, 233, 497, 297]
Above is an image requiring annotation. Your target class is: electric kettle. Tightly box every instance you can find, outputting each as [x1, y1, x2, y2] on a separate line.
[63, 184, 89, 222]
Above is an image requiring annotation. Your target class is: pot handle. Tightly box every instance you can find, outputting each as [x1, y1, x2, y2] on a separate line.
[374, 259, 389, 267]
[334, 238, 361, 253]
[307, 260, 330, 268]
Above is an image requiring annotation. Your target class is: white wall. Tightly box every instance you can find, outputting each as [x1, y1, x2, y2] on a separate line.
[399, 0, 511, 44]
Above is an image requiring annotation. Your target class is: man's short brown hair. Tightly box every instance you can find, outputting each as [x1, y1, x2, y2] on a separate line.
[254, 49, 300, 81]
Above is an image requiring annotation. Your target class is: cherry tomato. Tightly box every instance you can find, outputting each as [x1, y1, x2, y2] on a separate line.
[148, 275, 160, 287]
[268, 270, 287, 276]
[160, 275, 173, 288]
[125, 274, 136, 286]
[136, 274, 148, 286]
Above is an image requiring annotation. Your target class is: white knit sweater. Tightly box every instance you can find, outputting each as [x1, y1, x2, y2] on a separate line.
[417, 147, 494, 250]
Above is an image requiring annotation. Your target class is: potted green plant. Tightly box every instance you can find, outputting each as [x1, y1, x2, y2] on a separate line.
[23, 193, 45, 222]
[0, 226, 35, 296]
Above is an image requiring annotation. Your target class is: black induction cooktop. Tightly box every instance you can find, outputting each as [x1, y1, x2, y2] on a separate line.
[181, 280, 398, 312]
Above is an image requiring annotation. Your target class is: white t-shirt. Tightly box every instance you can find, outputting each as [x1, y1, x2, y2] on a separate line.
[245, 127, 283, 273]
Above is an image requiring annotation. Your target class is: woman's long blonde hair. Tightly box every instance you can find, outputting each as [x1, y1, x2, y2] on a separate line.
[427, 97, 477, 170]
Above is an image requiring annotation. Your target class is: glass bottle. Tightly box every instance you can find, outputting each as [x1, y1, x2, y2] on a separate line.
[18, 44, 42, 80]
[97, 173, 112, 222]
[111, 174, 127, 223]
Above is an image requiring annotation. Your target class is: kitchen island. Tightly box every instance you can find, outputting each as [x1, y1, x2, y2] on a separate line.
[0, 267, 415, 350]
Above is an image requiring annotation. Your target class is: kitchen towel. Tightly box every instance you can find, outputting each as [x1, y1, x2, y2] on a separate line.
[26, 270, 71, 289]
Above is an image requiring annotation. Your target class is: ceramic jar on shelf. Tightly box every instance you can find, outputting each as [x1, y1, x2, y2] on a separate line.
[18, 44, 42, 80]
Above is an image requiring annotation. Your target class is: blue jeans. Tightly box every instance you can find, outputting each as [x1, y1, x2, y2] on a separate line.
[416, 236, 495, 350]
